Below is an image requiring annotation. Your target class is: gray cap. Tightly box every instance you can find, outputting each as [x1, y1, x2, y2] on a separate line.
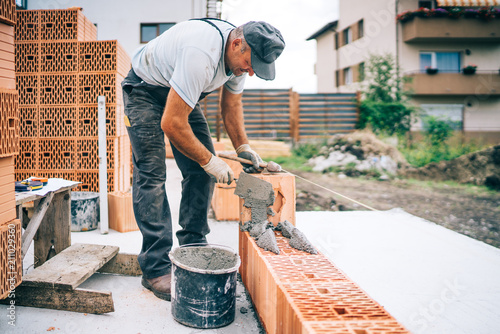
[242, 21, 285, 81]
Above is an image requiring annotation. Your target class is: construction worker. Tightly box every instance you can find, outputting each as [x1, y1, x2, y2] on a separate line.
[122, 19, 285, 301]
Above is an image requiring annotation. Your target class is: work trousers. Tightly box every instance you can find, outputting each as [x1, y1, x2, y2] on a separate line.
[122, 69, 215, 279]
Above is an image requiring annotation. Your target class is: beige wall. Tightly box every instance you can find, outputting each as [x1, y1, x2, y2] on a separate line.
[411, 96, 500, 132]
[332, 0, 397, 93]
[316, 32, 337, 93]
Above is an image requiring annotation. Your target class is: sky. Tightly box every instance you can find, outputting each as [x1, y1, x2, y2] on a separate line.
[221, 0, 339, 93]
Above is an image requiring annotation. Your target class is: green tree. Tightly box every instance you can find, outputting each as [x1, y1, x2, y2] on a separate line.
[357, 54, 417, 136]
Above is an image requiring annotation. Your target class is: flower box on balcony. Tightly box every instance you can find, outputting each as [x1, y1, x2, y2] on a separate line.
[426, 68, 438, 75]
[462, 65, 477, 75]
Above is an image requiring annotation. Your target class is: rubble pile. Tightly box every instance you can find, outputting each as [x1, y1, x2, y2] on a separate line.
[307, 131, 407, 179]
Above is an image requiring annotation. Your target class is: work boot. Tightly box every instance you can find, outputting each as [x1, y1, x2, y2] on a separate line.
[141, 273, 171, 301]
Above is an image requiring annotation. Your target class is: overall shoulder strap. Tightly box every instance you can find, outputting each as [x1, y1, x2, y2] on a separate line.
[189, 18, 235, 55]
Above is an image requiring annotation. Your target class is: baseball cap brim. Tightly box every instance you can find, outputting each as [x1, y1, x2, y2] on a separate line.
[251, 52, 275, 81]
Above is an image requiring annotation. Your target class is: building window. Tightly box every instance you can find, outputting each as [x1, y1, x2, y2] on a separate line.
[343, 67, 353, 85]
[418, 0, 435, 9]
[420, 104, 463, 130]
[358, 20, 364, 39]
[335, 70, 340, 87]
[140, 23, 175, 43]
[358, 62, 365, 81]
[343, 27, 352, 46]
[334, 33, 339, 50]
[16, 0, 27, 9]
[419, 51, 461, 73]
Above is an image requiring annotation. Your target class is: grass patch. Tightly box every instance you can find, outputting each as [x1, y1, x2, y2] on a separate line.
[271, 155, 313, 172]
[403, 178, 498, 196]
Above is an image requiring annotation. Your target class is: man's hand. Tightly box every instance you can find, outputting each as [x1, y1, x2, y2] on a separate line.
[236, 144, 264, 173]
[201, 155, 235, 185]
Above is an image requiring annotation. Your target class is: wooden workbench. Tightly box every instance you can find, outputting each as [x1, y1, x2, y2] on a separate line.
[16, 179, 79, 267]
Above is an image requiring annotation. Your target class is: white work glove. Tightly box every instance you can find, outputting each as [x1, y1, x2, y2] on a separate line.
[201, 155, 234, 185]
[236, 144, 264, 173]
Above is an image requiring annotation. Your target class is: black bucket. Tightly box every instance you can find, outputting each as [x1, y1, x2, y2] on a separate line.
[169, 244, 241, 329]
[70, 192, 100, 232]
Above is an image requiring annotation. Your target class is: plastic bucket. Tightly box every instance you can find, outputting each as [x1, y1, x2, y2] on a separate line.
[70, 192, 100, 232]
[169, 244, 241, 329]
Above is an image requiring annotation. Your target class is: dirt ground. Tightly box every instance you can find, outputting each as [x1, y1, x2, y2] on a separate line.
[292, 170, 500, 249]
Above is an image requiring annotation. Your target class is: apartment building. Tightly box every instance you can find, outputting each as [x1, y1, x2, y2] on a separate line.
[25, 0, 222, 57]
[308, 0, 500, 141]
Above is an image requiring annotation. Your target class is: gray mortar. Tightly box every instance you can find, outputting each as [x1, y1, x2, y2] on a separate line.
[289, 228, 318, 254]
[276, 220, 295, 238]
[256, 228, 280, 254]
[249, 221, 268, 239]
[235, 172, 275, 232]
[172, 246, 239, 271]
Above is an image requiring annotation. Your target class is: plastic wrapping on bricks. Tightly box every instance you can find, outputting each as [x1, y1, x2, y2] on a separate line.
[15, 10, 40, 42]
[38, 106, 77, 138]
[40, 41, 78, 73]
[16, 74, 39, 106]
[39, 74, 77, 105]
[38, 138, 76, 170]
[78, 104, 117, 137]
[15, 42, 39, 73]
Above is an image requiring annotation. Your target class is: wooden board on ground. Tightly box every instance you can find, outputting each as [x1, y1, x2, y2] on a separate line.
[98, 253, 142, 276]
[0, 286, 114, 314]
[22, 243, 119, 290]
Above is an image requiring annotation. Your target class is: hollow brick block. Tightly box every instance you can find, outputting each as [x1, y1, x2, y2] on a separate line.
[211, 184, 239, 221]
[0, 219, 22, 300]
[108, 191, 138, 233]
[15, 42, 39, 74]
[0, 0, 16, 27]
[15, 10, 39, 42]
[0, 89, 19, 157]
[239, 172, 296, 226]
[0, 156, 15, 225]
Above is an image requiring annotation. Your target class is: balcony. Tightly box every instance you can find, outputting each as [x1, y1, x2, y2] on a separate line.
[401, 17, 500, 43]
[405, 72, 500, 96]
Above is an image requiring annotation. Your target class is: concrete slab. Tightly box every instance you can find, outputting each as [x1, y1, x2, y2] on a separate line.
[4, 159, 261, 333]
[297, 209, 500, 334]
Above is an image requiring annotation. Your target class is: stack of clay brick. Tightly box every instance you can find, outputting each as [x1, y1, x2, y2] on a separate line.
[238, 173, 410, 333]
[0, 0, 22, 300]
[14, 8, 131, 192]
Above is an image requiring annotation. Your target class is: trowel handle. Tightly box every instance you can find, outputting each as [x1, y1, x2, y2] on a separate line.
[218, 153, 268, 168]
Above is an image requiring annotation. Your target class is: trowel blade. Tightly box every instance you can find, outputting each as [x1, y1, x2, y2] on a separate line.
[234, 172, 274, 204]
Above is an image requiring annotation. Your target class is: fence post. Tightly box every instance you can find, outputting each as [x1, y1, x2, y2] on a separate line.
[289, 89, 300, 143]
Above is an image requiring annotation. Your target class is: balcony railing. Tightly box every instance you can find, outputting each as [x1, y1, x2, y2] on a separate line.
[404, 71, 500, 96]
[401, 17, 500, 43]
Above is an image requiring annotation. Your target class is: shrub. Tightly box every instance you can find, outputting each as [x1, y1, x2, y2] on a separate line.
[358, 100, 415, 136]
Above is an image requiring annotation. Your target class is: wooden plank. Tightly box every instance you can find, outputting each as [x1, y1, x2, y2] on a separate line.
[23, 243, 119, 290]
[21, 191, 53, 259]
[0, 285, 114, 314]
[98, 253, 142, 276]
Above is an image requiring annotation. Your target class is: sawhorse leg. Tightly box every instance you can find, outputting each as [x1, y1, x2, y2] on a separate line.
[34, 190, 71, 267]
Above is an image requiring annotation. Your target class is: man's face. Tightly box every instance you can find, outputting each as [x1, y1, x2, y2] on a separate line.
[226, 39, 254, 77]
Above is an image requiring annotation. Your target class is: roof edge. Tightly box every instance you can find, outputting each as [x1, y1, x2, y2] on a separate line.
[306, 20, 338, 41]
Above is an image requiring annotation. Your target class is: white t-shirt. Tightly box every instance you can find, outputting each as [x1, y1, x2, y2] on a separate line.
[132, 19, 246, 109]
